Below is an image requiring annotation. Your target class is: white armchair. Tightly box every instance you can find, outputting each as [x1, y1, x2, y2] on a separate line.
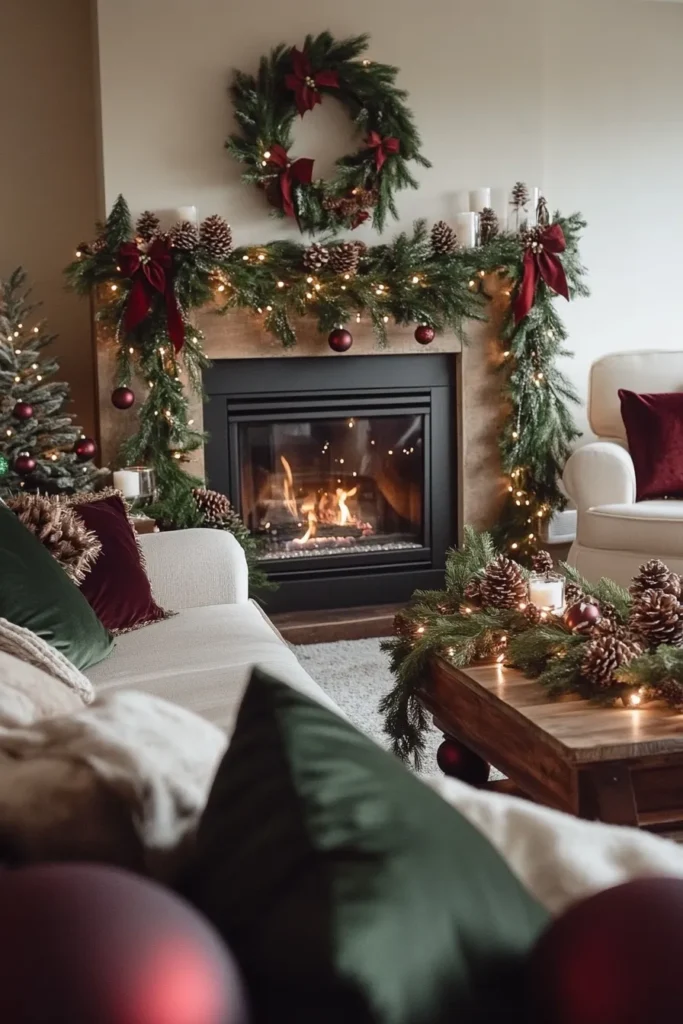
[563, 351, 683, 587]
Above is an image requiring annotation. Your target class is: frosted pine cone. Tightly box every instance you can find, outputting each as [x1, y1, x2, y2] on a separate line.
[523, 603, 544, 625]
[431, 220, 458, 256]
[136, 211, 161, 241]
[200, 215, 233, 261]
[630, 559, 681, 600]
[192, 487, 232, 526]
[511, 182, 530, 210]
[169, 220, 199, 251]
[480, 556, 528, 610]
[302, 244, 330, 272]
[629, 590, 683, 648]
[328, 243, 360, 276]
[581, 634, 644, 689]
[658, 679, 683, 710]
[531, 550, 554, 575]
[479, 208, 499, 245]
[463, 576, 483, 608]
[564, 582, 586, 608]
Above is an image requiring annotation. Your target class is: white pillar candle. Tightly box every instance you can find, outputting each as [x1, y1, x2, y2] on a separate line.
[454, 189, 471, 214]
[173, 205, 198, 225]
[455, 212, 478, 249]
[528, 577, 565, 612]
[469, 188, 491, 213]
[525, 187, 542, 229]
[113, 469, 141, 499]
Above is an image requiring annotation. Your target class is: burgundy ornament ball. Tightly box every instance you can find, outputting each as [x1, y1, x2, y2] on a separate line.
[74, 436, 97, 461]
[414, 324, 436, 345]
[563, 599, 602, 633]
[528, 877, 683, 1024]
[328, 328, 353, 353]
[0, 864, 249, 1024]
[14, 451, 36, 476]
[436, 738, 490, 785]
[12, 401, 34, 420]
[111, 386, 136, 410]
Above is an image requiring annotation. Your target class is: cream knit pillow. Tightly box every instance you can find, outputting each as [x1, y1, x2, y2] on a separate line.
[0, 618, 94, 704]
[0, 651, 84, 727]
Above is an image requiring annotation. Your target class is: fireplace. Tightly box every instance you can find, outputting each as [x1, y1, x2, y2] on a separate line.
[204, 354, 456, 611]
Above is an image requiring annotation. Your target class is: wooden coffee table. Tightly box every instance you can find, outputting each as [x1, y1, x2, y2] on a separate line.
[421, 657, 683, 832]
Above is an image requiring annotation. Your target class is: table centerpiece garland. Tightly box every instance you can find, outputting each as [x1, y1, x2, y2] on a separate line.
[381, 529, 683, 768]
[65, 194, 588, 556]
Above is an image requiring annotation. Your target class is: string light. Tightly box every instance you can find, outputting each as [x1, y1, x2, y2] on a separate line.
[383, 316, 389, 323]
[173, 452, 183, 460]
[15, 350, 21, 356]
[263, 150, 272, 160]
[266, 305, 273, 311]
[128, 346, 135, 354]
[76, 250, 82, 258]
[13, 331, 19, 338]
[512, 430, 519, 439]
[17, 324, 22, 329]
[14, 376, 20, 383]
[110, 284, 118, 292]
[306, 291, 313, 299]
[257, 253, 266, 262]
[6, 429, 12, 437]
[36, 375, 42, 381]
[314, 283, 321, 292]
[33, 327, 39, 333]
[416, 626, 425, 634]
[411, 275, 420, 284]
[356, 314, 361, 323]
[306, 276, 314, 284]
[217, 283, 226, 292]
[344, 273, 351, 281]
[502, 350, 511, 358]
[277, 281, 285, 288]
[32, 363, 38, 369]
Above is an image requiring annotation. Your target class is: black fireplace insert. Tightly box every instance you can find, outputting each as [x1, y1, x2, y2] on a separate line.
[204, 355, 456, 611]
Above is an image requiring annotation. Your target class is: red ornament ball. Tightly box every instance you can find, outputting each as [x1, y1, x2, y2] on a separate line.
[563, 599, 602, 633]
[111, 386, 136, 410]
[328, 328, 353, 353]
[74, 436, 97, 461]
[414, 324, 436, 345]
[0, 864, 248, 1024]
[529, 877, 683, 1024]
[436, 738, 490, 785]
[12, 401, 34, 420]
[14, 451, 36, 476]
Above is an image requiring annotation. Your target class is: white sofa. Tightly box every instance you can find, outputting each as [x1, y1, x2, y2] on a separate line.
[86, 529, 341, 731]
[563, 351, 683, 587]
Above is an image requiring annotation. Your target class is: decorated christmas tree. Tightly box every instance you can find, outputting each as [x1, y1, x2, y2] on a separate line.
[0, 268, 105, 497]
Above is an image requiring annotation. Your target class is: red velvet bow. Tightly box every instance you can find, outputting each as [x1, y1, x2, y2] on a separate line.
[118, 238, 185, 352]
[514, 223, 570, 324]
[267, 144, 314, 219]
[351, 210, 370, 229]
[367, 131, 400, 172]
[285, 47, 339, 116]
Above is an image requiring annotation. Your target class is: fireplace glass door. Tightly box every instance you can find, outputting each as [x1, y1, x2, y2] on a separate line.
[238, 413, 425, 561]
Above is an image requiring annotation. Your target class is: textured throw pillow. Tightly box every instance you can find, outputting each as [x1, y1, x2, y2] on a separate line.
[0, 650, 84, 727]
[0, 618, 93, 704]
[620, 389, 683, 501]
[0, 503, 112, 671]
[188, 670, 548, 1024]
[6, 493, 102, 584]
[67, 491, 170, 634]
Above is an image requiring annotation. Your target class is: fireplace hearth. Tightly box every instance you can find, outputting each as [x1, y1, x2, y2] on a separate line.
[204, 354, 456, 612]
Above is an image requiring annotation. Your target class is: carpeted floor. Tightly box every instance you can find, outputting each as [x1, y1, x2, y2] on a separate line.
[293, 637, 442, 773]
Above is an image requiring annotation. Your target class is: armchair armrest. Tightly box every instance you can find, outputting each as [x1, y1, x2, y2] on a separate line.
[138, 529, 249, 610]
[563, 442, 637, 512]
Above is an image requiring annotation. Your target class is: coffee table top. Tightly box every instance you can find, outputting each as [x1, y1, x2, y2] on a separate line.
[428, 657, 683, 765]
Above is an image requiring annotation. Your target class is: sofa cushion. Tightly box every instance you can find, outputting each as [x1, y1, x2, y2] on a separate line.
[619, 389, 683, 500]
[188, 669, 548, 1024]
[86, 601, 341, 733]
[0, 503, 112, 672]
[0, 650, 84, 727]
[0, 618, 94, 704]
[578, 501, 683, 557]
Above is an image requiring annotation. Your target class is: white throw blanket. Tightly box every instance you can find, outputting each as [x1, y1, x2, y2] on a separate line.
[431, 776, 683, 914]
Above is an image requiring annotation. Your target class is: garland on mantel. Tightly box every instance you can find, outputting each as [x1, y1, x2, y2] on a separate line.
[381, 531, 683, 768]
[65, 194, 588, 554]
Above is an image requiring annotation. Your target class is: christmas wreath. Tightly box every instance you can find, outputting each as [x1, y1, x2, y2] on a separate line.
[381, 529, 683, 768]
[227, 32, 430, 234]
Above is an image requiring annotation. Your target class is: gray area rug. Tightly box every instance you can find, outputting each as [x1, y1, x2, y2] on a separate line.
[293, 637, 442, 774]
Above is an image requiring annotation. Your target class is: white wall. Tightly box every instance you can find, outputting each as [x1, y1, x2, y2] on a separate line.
[96, 0, 683, 438]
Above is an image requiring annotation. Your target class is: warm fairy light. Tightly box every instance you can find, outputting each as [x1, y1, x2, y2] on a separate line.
[518, 602, 527, 610]
[15, 350, 21, 355]
[257, 306, 263, 314]
[6, 430, 12, 437]
[14, 376, 20, 383]
[468, 280, 476, 289]
[508, 486, 513, 493]
[277, 281, 285, 288]
[217, 284, 226, 292]
[50, 454, 58, 462]
[502, 289, 511, 297]
[478, 270, 486, 278]
[388, 449, 394, 455]
[537, 372, 544, 380]
[32, 363, 38, 369]
[362, 59, 371, 65]
[110, 284, 118, 292]
[158, 347, 165, 355]
[511, 543, 518, 550]
[341, 285, 346, 291]
[188, 419, 195, 426]
[383, 316, 389, 323]
[344, 273, 351, 281]
[547, 330, 554, 337]
[463, 606, 472, 615]
[173, 452, 182, 460]
[258, 253, 266, 261]
[36, 375, 42, 381]
[148, 381, 154, 388]
[263, 150, 272, 159]
[13, 331, 19, 338]
[33, 327, 39, 333]
[356, 314, 361, 322]
[377, 284, 385, 291]
[416, 626, 425, 634]
[242, 255, 249, 261]
[629, 691, 643, 707]
[314, 283, 321, 291]
[76, 250, 82, 258]
[129, 346, 135, 354]
[411, 275, 420, 284]
[266, 305, 273, 311]
[528, 533, 535, 540]
[516, 490, 523, 497]
[306, 291, 313, 299]
[512, 431, 519, 439]
[307, 276, 314, 284]
[116, 265, 121, 272]
[503, 350, 510, 358]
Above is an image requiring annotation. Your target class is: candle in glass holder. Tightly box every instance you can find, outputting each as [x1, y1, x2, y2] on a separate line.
[528, 573, 565, 613]
[113, 469, 141, 499]
[455, 212, 478, 249]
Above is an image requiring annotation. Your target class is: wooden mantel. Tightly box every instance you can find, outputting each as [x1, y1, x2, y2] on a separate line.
[94, 284, 511, 536]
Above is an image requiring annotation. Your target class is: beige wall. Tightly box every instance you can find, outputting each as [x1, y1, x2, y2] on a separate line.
[0, 0, 100, 438]
[91, 0, 683, 439]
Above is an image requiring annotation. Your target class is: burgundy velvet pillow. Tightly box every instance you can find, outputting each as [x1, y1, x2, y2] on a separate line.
[69, 493, 169, 633]
[619, 389, 683, 501]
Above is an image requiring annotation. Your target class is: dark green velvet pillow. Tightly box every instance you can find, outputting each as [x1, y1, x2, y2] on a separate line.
[189, 669, 548, 1024]
[0, 502, 112, 670]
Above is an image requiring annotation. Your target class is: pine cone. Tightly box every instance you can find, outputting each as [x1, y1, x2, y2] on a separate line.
[136, 211, 160, 241]
[630, 559, 681, 600]
[463, 577, 483, 608]
[581, 634, 644, 690]
[532, 550, 554, 575]
[524, 603, 544, 625]
[7, 494, 101, 584]
[564, 582, 586, 608]
[328, 243, 359, 276]
[192, 487, 232, 526]
[393, 611, 415, 639]
[479, 208, 499, 245]
[431, 220, 458, 256]
[200, 215, 233, 261]
[302, 244, 330, 272]
[480, 556, 528, 610]
[169, 220, 199, 251]
[658, 679, 683, 710]
[629, 590, 683, 648]
[511, 182, 530, 209]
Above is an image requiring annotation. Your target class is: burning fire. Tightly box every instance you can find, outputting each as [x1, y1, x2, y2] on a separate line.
[280, 456, 361, 544]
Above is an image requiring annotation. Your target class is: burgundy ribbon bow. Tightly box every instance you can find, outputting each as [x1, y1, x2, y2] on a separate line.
[118, 238, 185, 352]
[285, 47, 339, 116]
[514, 223, 570, 324]
[351, 210, 370, 229]
[367, 131, 400, 172]
[267, 144, 314, 218]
